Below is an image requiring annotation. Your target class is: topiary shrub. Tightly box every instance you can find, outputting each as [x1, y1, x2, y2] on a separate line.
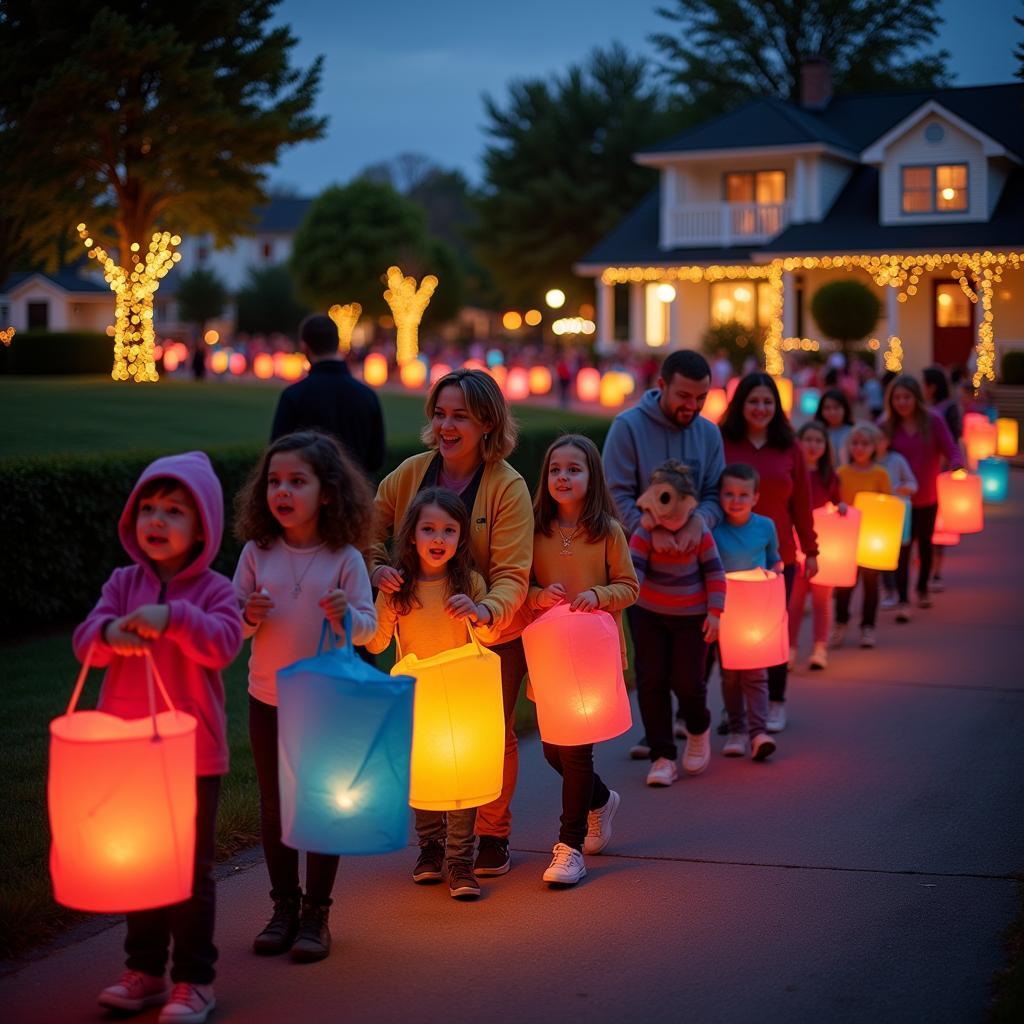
[0, 331, 112, 375]
[700, 320, 765, 372]
[1001, 350, 1024, 386]
[810, 280, 881, 357]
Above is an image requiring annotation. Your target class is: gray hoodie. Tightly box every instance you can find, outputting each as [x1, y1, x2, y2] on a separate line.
[602, 388, 725, 536]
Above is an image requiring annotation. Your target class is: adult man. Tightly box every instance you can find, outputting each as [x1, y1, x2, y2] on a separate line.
[270, 315, 385, 476]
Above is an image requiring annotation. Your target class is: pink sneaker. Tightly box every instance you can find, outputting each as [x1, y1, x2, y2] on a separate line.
[97, 969, 169, 1011]
[158, 982, 216, 1023]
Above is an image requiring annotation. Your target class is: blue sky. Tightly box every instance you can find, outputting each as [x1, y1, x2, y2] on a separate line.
[269, 0, 1022, 195]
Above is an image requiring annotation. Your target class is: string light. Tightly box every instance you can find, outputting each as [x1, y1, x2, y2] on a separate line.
[0, 327, 14, 347]
[382, 266, 437, 364]
[77, 223, 181, 382]
[328, 302, 362, 353]
[883, 335, 904, 373]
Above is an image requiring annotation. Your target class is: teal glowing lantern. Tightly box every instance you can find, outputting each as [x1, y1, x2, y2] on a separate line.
[978, 457, 1009, 503]
[276, 614, 415, 855]
[798, 388, 821, 418]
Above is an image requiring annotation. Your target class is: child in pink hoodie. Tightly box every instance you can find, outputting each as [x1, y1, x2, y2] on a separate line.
[73, 451, 242, 1024]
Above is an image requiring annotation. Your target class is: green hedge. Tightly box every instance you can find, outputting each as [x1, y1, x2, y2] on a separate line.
[0, 331, 112, 375]
[0, 423, 610, 638]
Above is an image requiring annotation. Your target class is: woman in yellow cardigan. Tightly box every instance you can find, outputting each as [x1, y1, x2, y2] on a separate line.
[369, 369, 533, 878]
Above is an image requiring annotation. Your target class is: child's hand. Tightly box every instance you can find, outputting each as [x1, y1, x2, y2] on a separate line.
[803, 555, 819, 581]
[120, 604, 169, 640]
[569, 589, 599, 612]
[373, 566, 404, 594]
[536, 583, 567, 609]
[702, 615, 719, 643]
[651, 527, 680, 555]
[244, 588, 274, 625]
[445, 594, 490, 623]
[104, 619, 148, 656]
[674, 516, 703, 555]
[319, 589, 348, 626]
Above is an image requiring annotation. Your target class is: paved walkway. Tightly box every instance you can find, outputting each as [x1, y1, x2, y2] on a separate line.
[4, 482, 1023, 1023]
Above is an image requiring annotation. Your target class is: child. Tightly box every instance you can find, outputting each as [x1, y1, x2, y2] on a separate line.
[789, 422, 846, 671]
[529, 435, 638, 884]
[875, 431, 918, 610]
[815, 388, 854, 466]
[233, 431, 377, 963]
[833, 423, 891, 648]
[712, 464, 782, 760]
[367, 487, 498, 900]
[74, 452, 243, 1024]
[629, 460, 726, 787]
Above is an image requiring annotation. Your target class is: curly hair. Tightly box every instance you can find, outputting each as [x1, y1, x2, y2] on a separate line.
[420, 368, 518, 463]
[650, 459, 698, 499]
[533, 433, 618, 542]
[389, 487, 477, 617]
[234, 431, 376, 551]
[719, 372, 795, 450]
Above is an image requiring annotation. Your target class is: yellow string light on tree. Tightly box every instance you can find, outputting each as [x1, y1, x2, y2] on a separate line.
[383, 266, 438, 365]
[883, 336, 904, 373]
[0, 327, 14, 347]
[328, 302, 362, 353]
[77, 223, 182, 382]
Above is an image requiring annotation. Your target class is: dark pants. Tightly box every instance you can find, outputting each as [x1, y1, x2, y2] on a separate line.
[542, 742, 611, 851]
[249, 696, 339, 905]
[835, 568, 880, 628]
[125, 776, 220, 985]
[766, 563, 797, 703]
[629, 605, 710, 762]
[896, 503, 938, 601]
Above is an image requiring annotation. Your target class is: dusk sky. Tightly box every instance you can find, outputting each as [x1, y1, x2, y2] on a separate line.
[269, 0, 1022, 195]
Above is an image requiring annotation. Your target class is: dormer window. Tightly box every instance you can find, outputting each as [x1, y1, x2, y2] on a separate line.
[724, 170, 786, 205]
[901, 164, 968, 213]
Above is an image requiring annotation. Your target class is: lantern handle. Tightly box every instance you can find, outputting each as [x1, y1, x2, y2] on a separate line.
[316, 609, 353, 656]
[65, 642, 97, 715]
[64, 644, 177, 726]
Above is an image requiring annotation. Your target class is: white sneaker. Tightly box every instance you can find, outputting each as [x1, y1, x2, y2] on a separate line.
[829, 624, 846, 648]
[879, 592, 898, 610]
[751, 733, 777, 761]
[766, 701, 787, 733]
[682, 727, 711, 775]
[629, 736, 651, 759]
[860, 626, 876, 648]
[583, 790, 620, 855]
[809, 642, 828, 670]
[722, 732, 746, 757]
[673, 718, 687, 739]
[646, 757, 678, 786]
[98, 970, 169, 1012]
[159, 984, 216, 1024]
[542, 843, 586, 885]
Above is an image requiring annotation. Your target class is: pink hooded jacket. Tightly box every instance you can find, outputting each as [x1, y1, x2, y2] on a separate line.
[73, 452, 243, 775]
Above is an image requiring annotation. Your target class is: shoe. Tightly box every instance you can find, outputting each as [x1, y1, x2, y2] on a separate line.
[629, 735, 651, 759]
[448, 863, 481, 900]
[716, 708, 731, 736]
[412, 841, 445, 883]
[895, 604, 911, 623]
[474, 835, 511, 876]
[583, 789, 620, 855]
[766, 701, 787, 733]
[751, 733, 777, 762]
[787, 648, 797, 670]
[158, 983, 216, 1024]
[542, 843, 586, 885]
[646, 757, 678, 786]
[682, 727, 711, 775]
[930, 576, 945, 593]
[809, 642, 828, 670]
[860, 626, 876, 648]
[879, 592, 899, 610]
[291, 899, 331, 963]
[829, 624, 846, 648]
[722, 732, 746, 757]
[252, 895, 300, 955]
[98, 970, 169, 1011]
[918, 594, 933, 609]
[673, 718, 687, 739]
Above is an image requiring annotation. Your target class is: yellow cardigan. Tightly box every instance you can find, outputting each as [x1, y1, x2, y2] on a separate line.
[368, 451, 534, 643]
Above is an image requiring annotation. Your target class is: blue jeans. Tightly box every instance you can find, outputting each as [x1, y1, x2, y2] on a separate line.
[720, 668, 769, 739]
[415, 809, 477, 867]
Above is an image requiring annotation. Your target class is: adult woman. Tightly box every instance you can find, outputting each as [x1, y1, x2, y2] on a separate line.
[881, 374, 963, 618]
[720, 373, 818, 733]
[369, 369, 533, 877]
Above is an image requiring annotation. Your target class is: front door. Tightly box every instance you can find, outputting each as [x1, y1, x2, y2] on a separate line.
[932, 280, 974, 368]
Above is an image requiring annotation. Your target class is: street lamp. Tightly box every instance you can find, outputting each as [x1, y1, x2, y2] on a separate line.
[545, 288, 566, 309]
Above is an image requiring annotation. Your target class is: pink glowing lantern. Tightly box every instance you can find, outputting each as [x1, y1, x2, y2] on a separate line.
[506, 366, 530, 401]
[936, 469, 983, 534]
[576, 367, 601, 403]
[430, 362, 452, 385]
[719, 568, 789, 670]
[811, 504, 861, 588]
[228, 352, 247, 376]
[725, 376, 739, 402]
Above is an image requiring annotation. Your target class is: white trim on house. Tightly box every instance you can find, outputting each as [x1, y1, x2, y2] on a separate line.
[635, 142, 859, 167]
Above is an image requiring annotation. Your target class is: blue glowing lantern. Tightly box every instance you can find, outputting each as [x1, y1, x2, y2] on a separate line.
[798, 387, 821, 418]
[978, 457, 1009, 503]
[276, 614, 415, 855]
[896, 495, 912, 545]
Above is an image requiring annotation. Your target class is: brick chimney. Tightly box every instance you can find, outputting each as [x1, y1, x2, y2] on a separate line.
[800, 56, 833, 109]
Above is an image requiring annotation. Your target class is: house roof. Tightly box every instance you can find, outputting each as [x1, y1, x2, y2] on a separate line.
[254, 197, 313, 233]
[1, 269, 110, 295]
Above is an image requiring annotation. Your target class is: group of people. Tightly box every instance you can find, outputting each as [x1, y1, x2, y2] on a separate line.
[72, 316, 967, 1024]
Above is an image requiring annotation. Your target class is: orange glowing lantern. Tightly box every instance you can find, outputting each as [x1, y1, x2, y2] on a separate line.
[489, 364, 508, 393]
[963, 413, 997, 470]
[506, 366, 530, 401]
[163, 348, 181, 372]
[853, 492, 906, 570]
[49, 651, 197, 912]
[253, 353, 274, 380]
[210, 350, 229, 375]
[576, 367, 601, 403]
[811, 504, 861, 587]
[936, 469, 983, 534]
[719, 568, 789, 670]
[701, 388, 728, 423]
[599, 371, 626, 408]
[461, 358, 486, 372]
[363, 353, 388, 387]
[529, 365, 552, 395]
[996, 418, 1018, 457]
[399, 359, 427, 389]
[774, 377, 793, 416]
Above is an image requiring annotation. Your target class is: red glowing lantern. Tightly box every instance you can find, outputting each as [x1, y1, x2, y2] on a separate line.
[932, 509, 960, 546]
[506, 366, 530, 401]
[576, 367, 601, 403]
[521, 604, 632, 745]
[725, 376, 739, 402]
[49, 651, 197, 912]
[718, 568, 789, 670]
[811, 504, 861, 587]
[701, 388, 728, 423]
[430, 362, 452, 385]
[228, 352, 246, 375]
[936, 469, 983, 534]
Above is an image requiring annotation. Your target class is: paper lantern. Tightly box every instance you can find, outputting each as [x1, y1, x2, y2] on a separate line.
[506, 366, 530, 401]
[429, 362, 452, 385]
[798, 387, 821, 418]
[393, 625, 504, 812]
[896, 495, 912, 544]
[277, 616, 415, 855]
[937, 469, 983, 534]
[774, 377, 793, 416]
[719, 568, 789, 671]
[576, 367, 600, 403]
[996, 418, 1018, 457]
[529, 365, 552, 395]
[599, 372, 626, 408]
[399, 359, 427, 389]
[854, 492, 907, 570]
[521, 604, 632, 745]
[363, 353, 388, 387]
[978, 457, 1009, 503]
[810, 504, 861, 587]
[963, 413, 997, 470]
[701, 388, 728, 423]
[932, 510, 960, 546]
[726, 376, 739, 402]
[49, 651, 197, 912]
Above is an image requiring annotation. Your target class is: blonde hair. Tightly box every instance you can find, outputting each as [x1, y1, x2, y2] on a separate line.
[848, 420, 882, 460]
[420, 368, 518, 463]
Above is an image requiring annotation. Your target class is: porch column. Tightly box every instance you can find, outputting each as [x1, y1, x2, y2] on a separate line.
[886, 285, 900, 342]
[596, 278, 615, 355]
[782, 271, 796, 338]
[629, 281, 646, 351]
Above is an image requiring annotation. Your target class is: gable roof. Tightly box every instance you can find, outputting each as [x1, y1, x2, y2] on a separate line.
[254, 197, 313, 233]
[1, 269, 110, 295]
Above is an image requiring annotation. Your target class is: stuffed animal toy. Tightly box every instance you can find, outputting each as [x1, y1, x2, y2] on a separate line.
[636, 460, 698, 533]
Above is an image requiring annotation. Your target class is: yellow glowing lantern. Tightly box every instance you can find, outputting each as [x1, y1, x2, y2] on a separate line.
[811, 504, 861, 587]
[210, 350, 229, 375]
[996, 418, 1018, 457]
[506, 367, 530, 401]
[936, 469, 983, 534]
[400, 359, 427, 389]
[774, 377, 793, 416]
[383, 266, 437, 364]
[363, 352, 388, 387]
[853, 492, 907, 570]
[278, 353, 305, 381]
[328, 302, 362, 354]
[528, 365, 552, 395]
[253, 353, 274, 380]
[719, 568, 789, 670]
[701, 388, 728, 423]
[577, 367, 601, 403]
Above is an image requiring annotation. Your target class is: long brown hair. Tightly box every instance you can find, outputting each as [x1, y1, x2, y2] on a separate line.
[234, 431, 376, 550]
[796, 420, 836, 488]
[882, 374, 931, 442]
[533, 434, 617, 542]
[390, 487, 477, 617]
[420, 368, 518, 462]
[719, 372, 795, 449]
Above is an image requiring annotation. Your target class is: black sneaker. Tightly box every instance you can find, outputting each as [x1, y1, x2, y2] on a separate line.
[473, 835, 510, 876]
[412, 841, 445, 883]
[252, 895, 301, 955]
[448, 863, 481, 899]
[291, 899, 331, 963]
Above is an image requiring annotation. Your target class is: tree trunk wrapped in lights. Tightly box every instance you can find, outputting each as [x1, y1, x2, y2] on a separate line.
[328, 302, 361, 353]
[383, 265, 437, 365]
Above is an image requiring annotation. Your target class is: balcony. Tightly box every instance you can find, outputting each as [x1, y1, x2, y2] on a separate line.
[666, 201, 792, 248]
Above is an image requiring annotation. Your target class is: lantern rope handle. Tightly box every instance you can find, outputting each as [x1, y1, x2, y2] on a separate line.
[392, 620, 482, 664]
[65, 642, 97, 715]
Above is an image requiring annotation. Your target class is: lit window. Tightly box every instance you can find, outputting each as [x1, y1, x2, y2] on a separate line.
[710, 282, 768, 330]
[936, 283, 971, 327]
[725, 171, 786, 205]
[645, 283, 672, 347]
[901, 164, 967, 213]
[935, 165, 967, 211]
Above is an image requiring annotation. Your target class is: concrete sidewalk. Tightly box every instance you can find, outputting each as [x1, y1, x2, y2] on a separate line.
[4, 483, 1023, 1023]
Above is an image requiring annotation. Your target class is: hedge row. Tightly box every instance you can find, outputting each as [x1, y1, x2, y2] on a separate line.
[0, 331, 113, 375]
[0, 423, 610, 638]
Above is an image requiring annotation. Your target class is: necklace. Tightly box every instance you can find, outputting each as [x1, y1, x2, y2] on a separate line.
[557, 524, 581, 556]
[286, 543, 324, 598]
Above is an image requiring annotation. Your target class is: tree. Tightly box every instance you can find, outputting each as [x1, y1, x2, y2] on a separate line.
[235, 264, 310, 336]
[1015, 2, 1024, 81]
[176, 267, 227, 335]
[650, 0, 952, 116]
[474, 44, 687, 309]
[810, 280, 881, 357]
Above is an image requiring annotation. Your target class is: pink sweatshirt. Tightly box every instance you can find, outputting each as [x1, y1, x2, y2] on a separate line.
[887, 411, 964, 508]
[73, 452, 244, 776]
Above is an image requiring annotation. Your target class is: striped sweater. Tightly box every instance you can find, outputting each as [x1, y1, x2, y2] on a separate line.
[629, 520, 727, 617]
